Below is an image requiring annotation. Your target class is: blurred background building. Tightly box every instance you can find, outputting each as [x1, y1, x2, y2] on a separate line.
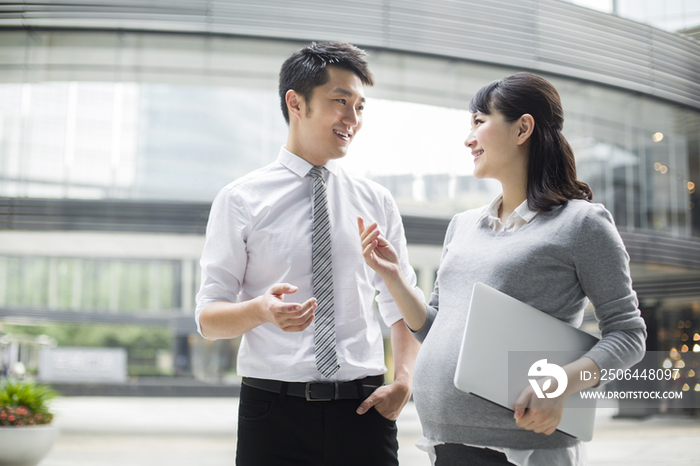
[0, 0, 699, 411]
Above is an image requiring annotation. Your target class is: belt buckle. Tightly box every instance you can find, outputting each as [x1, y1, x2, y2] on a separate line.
[305, 382, 339, 401]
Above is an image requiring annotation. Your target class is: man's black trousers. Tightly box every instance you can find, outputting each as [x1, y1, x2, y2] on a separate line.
[235, 382, 399, 465]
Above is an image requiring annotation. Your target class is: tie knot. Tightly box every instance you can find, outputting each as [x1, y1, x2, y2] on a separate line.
[309, 166, 325, 180]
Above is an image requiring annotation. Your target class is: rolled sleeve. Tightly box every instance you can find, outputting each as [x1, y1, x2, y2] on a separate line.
[374, 195, 424, 327]
[195, 187, 248, 338]
[409, 212, 461, 343]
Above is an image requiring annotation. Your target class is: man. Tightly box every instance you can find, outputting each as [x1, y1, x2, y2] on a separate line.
[195, 42, 422, 465]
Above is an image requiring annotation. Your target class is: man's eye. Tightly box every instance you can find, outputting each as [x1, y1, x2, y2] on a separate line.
[336, 99, 347, 104]
[357, 105, 364, 111]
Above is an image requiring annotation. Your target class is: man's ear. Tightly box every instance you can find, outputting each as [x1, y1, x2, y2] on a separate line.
[286, 89, 303, 122]
[517, 114, 535, 146]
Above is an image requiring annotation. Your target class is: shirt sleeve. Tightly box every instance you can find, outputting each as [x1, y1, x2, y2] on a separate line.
[373, 195, 426, 327]
[194, 186, 248, 338]
[411, 212, 460, 343]
[574, 204, 647, 378]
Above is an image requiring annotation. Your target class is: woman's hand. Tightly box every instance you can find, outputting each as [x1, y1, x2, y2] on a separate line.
[513, 377, 566, 435]
[513, 357, 600, 435]
[357, 217, 428, 331]
[358, 217, 401, 280]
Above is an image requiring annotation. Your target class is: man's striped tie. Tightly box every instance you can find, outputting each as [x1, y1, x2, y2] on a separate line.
[309, 166, 340, 378]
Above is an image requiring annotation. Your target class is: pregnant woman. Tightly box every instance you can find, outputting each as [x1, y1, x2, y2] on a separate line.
[358, 72, 646, 466]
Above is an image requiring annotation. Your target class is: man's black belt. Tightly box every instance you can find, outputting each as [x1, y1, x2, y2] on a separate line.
[241, 375, 384, 401]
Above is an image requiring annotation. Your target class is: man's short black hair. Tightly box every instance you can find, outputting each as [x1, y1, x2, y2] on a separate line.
[278, 42, 374, 124]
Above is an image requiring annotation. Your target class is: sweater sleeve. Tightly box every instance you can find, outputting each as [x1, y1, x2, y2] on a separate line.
[573, 203, 647, 377]
[411, 212, 460, 343]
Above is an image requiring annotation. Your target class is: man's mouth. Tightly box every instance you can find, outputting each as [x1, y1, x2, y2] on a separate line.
[334, 129, 351, 140]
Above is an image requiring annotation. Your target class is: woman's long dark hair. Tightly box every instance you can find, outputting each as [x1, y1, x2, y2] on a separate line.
[469, 72, 592, 211]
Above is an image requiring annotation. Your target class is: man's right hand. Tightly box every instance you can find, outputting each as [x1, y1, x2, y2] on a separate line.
[259, 283, 316, 332]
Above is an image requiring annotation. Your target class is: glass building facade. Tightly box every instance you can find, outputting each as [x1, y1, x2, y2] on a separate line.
[1, 0, 700, 396]
[2, 74, 698, 234]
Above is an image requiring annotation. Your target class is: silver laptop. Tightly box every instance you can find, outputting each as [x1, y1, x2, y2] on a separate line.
[454, 282, 600, 441]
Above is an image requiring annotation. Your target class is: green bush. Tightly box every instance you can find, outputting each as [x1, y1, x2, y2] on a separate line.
[0, 378, 57, 426]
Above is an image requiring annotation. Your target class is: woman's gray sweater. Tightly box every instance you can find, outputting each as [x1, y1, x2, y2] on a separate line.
[411, 200, 647, 450]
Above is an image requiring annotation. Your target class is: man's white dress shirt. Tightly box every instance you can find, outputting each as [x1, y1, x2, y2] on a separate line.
[195, 147, 423, 383]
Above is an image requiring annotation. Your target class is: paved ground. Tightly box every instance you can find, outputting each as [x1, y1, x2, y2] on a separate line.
[39, 397, 700, 466]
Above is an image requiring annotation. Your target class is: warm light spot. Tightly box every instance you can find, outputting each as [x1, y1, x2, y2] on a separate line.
[655, 162, 663, 171]
[676, 360, 686, 369]
[695, 384, 700, 392]
[679, 321, 686, 329]
[683, 383, 690, 391]
[686, 320, 692, 328]
[670, 348, 680, 360]
[694, 333, 700, 341]
[694, 344, 700, 353]
[689, 181, 696, 194]
[663, 358, 673, 368]
[681, 344, 689, 352]
[660, 165, 668, 174]
[688, 369, 696, 377]
[682, 333, 689, 341]
[652, 132, 664, 142]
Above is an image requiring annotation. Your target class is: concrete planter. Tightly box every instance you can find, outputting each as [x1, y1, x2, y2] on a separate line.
[0, 425, 58, 466]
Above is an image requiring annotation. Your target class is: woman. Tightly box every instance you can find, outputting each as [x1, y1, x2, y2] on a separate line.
[358, 72, 646, 465]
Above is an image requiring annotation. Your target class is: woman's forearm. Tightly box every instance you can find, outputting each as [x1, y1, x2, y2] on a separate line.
[383, 272, 428, 332]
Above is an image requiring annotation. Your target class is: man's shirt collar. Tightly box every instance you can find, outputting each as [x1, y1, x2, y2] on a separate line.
[278, 146, 340, 178]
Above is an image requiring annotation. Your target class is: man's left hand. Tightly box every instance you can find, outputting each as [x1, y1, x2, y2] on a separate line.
[356, 380, 411, 421]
